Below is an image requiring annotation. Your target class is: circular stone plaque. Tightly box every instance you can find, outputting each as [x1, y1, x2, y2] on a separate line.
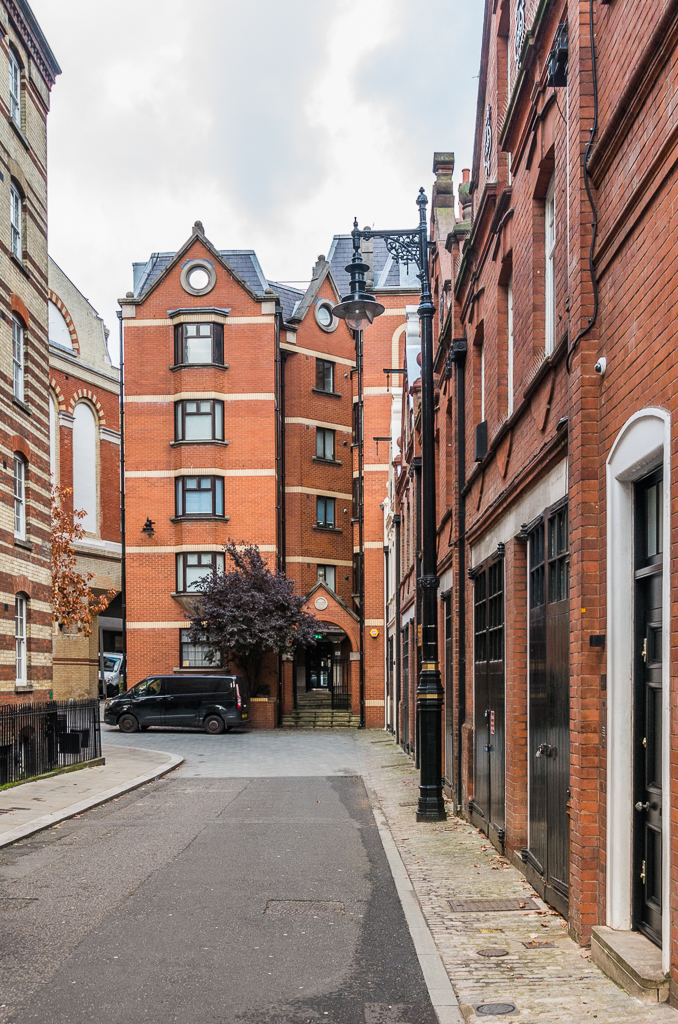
[314, 597, 328, 611]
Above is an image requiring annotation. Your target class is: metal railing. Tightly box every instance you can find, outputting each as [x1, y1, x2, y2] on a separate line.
[331, 659, 350, 710]
[0, 699, 101, 786]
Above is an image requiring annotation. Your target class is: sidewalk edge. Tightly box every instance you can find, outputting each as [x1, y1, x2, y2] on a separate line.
[0, 751, 184, 849]
[363, 775, 465, 1024]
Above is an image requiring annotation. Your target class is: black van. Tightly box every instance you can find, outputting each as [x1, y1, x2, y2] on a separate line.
[103, 675, 249, 734]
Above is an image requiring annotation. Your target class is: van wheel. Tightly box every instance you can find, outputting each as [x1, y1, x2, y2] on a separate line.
[204, 715, 225, 735]
[118, 714, 139, 734]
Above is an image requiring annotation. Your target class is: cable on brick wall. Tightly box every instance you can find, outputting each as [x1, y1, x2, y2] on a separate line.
[566, 0, 599, 374]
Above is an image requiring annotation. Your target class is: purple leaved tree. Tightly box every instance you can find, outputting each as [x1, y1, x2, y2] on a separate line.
[187, 542, 322, 695]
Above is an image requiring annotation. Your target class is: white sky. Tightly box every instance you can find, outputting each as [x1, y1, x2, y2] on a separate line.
[30, 0, 483, 364]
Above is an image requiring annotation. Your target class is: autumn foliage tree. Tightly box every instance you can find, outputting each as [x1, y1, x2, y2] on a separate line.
[51, 486, 114, 635]
[187, 541, 322, 693]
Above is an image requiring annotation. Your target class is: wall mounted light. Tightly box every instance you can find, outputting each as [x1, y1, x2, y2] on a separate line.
[141, 517, 155, 538]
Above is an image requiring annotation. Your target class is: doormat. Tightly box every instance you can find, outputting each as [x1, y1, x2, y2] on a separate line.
[448, 897, 540, 912]
[264, 900, 344, 916]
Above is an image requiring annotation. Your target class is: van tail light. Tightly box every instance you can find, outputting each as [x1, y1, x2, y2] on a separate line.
[236, 684, 242, 710]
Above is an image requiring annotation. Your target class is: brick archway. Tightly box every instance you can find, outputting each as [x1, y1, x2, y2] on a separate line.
[69, 391, 106, 425]
[49, 290, 80, 353]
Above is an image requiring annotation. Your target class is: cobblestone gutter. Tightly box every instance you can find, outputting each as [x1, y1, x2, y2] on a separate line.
[360, 733, 678, 1024]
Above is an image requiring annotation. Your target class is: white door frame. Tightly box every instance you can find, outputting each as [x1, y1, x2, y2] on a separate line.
[606, 407, 671, 971]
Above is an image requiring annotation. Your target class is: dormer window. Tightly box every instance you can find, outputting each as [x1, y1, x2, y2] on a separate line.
[8, 49, 21, 127]
[174, 322, 224, 365]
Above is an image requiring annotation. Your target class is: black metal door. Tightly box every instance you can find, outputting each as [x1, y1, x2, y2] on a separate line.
[401, 624, 410, 752]
[471, 557, 505, 848]
[444, 595, 454, 788]
[527, 505, 570, 916]
[307, 643, 333, 690]
[634, 470, 663, 947]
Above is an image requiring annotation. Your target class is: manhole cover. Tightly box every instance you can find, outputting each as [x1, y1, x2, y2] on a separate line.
[477, 947, 509, 957]
[521, 940, 555, 949]
[476, 1003, 517, 1016]
[449, 897, 539, 912]
[264, 900, 344, 916]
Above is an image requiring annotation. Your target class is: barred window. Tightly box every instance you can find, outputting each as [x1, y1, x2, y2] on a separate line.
[180, 629, 221, 669]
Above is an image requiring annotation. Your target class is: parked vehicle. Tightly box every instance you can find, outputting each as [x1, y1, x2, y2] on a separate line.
[99, 653, 125, 698]
[103, 675, 250, 734]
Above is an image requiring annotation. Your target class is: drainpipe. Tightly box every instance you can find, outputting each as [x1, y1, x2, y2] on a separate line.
[452, 337, 467, 810]
[383, 542, 389, 730]
[394, 513, 401, 745]
[356, 328, 365, 728]
[117, 310, 127, 691]
[274, 299, 285, 726]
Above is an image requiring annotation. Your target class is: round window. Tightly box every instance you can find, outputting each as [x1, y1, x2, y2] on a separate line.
[315, 301, 337, 332]
[187, 266, 210, 291]
[180, 259, 216, 296]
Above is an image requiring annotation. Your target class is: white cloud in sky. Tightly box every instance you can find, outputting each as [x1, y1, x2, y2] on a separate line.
[30, 0, 483, 362]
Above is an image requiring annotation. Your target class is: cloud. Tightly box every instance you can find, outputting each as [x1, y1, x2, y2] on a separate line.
[30, 0, 483, 362]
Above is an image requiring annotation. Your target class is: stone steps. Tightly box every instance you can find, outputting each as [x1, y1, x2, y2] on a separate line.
[282, 709, 361, 729]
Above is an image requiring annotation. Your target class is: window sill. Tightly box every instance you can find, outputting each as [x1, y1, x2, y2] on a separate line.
[10, 253, 29, 278]
[9, 116, 29, 150]
[170, 439, 230, 448]
[14, 537, 32, 551]
[311, 387, 342, 398]
[12, 397, 30, 415]
[170, 515, 230, 523]
[312, 456, 342, 466]
[14, 684, 31, 692]
[313, 525, 342, 533]
[170, 363, 229, 372]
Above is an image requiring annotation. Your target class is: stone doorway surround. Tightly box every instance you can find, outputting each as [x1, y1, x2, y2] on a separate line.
[606, 408, 671, 980]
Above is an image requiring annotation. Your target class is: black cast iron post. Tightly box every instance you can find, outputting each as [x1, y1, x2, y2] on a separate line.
[333, 189, 446, 822]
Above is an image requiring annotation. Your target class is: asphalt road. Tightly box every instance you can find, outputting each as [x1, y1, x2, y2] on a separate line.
[0, 728, 439, 1024]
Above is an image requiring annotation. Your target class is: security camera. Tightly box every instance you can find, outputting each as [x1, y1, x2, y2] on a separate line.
[594, 357, 607, 376]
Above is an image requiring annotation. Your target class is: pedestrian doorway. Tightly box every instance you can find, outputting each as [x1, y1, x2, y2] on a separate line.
[525, 501, 570, 917]
[470, 552, 505, 851]
[633, 469, 663, 947]
[304, 634, 350, 710]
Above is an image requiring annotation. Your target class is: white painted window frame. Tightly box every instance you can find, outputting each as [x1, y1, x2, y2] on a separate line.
[507, 276, 514, 416]
[8, 49, 20, 127]
[10, 184, 22, 260]
[15, 595, 26, 686]
[13, 455, 25, 539]
[12, 316, 24, 401]
[545, 176, 556, 356]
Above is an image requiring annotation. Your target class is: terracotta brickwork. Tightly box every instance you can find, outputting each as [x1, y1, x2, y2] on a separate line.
[0, 5, 59, 700]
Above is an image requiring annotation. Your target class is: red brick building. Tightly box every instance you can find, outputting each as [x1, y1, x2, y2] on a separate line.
[392, 0, 678, 1003]
[120, 223, 416, 726]
[0, 3, 59, 701]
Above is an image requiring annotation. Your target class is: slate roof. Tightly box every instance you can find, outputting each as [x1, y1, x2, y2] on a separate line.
[328, 235, 421, 296]
[131, 249, 270, 300]
[268, 281, 304, 322]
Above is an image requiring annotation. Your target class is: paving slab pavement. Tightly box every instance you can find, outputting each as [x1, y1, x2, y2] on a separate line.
[359, 732, 678, 1024]
[0, 744, 182, 847]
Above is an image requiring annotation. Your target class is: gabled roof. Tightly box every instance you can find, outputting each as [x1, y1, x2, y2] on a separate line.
[126, 222, 270, 305]
[284, 256, 341, 325]
[267, 281, 304, 322]
[305, 580, 359, 622]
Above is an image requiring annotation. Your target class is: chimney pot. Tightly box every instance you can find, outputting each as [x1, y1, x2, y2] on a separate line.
[462, 169, 470, 183]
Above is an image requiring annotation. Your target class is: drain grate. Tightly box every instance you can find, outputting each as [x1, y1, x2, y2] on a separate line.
[521, 940, 555, 949]
[264, 900, 344, 916]
[477, 947, 509, 957]
[449, 897, 539, 913]
[476, 1003, 517, 1016]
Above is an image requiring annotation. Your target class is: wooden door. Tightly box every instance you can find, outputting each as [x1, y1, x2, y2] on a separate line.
[471, 556, 505, 848]
[634, 470, 664, 947]
[527, 503, 570, 916]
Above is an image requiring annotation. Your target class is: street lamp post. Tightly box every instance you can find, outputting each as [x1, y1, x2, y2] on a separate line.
[333, 189, 446, 822]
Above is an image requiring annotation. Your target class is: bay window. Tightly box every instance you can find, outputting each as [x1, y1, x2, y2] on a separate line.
[175, 476, 224, 517]
[174, 322, 224, 365]
[174, 399, 224, 441]
[176, 551, 225, 592]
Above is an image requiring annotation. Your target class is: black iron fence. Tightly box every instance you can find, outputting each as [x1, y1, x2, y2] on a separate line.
[0, 699, 101, 786]
[331, 659, 350, 710]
